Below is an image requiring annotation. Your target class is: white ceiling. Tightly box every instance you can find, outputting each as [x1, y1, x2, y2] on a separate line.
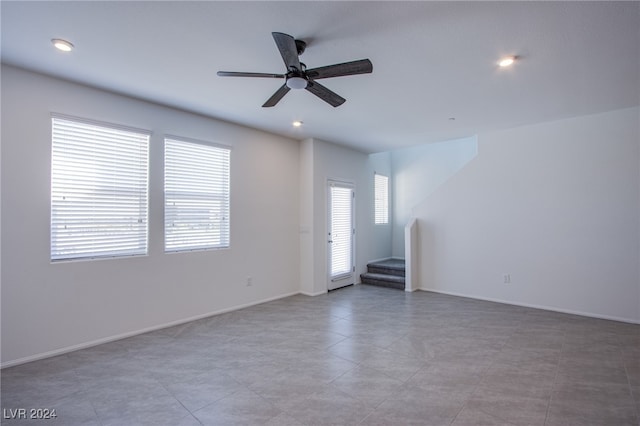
[2, 1, 639, 153]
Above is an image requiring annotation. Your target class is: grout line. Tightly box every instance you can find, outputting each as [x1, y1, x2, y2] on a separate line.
[542, 316, 565, 426]
[68, 354, 105, 426]
[619, 330, 640, 425]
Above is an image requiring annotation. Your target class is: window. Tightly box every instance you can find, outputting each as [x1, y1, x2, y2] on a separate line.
[164, 137, 230, 252]
[51, 116, 150, 261]
[374, 173, 389, 224]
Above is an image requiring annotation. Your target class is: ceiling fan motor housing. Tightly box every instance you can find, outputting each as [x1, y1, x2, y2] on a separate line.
[295, 39, 306, 55]
[286, 62, 308, 90]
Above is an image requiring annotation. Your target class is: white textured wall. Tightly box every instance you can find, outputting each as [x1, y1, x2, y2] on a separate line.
[415, 107, 640, 322]
[298, 138, 315, 295]
[390, 136, 478, 257]
[1, 66, 301, 365]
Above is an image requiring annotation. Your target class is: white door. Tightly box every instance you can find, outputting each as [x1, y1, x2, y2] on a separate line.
[328, 181, 355, 290]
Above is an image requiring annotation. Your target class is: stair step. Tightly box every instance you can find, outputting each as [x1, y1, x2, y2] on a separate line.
[366, 258, 405, 277]
[360, 272, 405, 290]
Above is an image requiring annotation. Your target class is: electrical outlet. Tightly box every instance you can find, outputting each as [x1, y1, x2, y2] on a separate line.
[246, 277, 253, 287]
[503, 274, 511, 284]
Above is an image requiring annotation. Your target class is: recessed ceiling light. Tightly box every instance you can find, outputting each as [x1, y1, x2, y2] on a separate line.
[292, 120, 303, 127]
[498, 56, 516, 67]
[52, 39, 74, 52]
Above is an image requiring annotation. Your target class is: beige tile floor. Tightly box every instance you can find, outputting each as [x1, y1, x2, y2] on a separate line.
[1, 285, 639, 425]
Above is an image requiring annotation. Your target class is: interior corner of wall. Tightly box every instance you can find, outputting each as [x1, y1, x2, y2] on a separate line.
[470, 134, 479, 155]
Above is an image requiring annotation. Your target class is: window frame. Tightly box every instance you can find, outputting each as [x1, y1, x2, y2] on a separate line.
[374, 172, 389, 225]
[50, 114, 150, 262]
[163, 136, 231, 253]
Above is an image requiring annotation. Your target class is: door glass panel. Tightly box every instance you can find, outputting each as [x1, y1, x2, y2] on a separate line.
[330, 185, 353, 278]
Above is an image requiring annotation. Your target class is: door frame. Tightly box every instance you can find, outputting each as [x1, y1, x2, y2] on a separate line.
[327, 179, 356, 291]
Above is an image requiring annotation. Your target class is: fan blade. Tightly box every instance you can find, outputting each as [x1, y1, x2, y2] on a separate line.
[305, 81, 346, 107]
[217, 71, 285, 78]
[262, 84, 291, 107]
[306, 59, 373, 80]
[272, 32, 301, 71]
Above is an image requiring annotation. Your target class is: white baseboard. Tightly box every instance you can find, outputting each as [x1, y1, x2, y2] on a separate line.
[299, 290, 328, 296]
[419, 287, 640, 325]
[1, 291, 299, 369]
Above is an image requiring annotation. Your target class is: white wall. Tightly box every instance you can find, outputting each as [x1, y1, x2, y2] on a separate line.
[298, 138, 316, 296]
[390, 136, 478, 257]
[299, 138, 392, 295]
[1, 65, 301, 366]
[414, 107, 640, 322]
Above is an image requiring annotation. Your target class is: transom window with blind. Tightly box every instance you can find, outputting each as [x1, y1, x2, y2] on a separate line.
[374, 173, 389, 224]
[164, 137, 230, 252]
[50, 116, 150, 261]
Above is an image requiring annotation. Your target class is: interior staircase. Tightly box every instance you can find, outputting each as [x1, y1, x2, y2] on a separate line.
[360, 258, 405, 290]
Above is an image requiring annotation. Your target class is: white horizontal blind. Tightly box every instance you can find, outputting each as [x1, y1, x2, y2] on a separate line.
[164, 138, 230, 251]
[374, 173, 389, 224]
[51, 116, 150, 261]
[330, 184, 353, 278]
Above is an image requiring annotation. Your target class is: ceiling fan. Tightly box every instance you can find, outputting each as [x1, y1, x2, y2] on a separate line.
[217, 32, 373, 108]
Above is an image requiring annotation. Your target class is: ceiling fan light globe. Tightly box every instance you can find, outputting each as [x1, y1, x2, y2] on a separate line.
[286, 77, 308, 90]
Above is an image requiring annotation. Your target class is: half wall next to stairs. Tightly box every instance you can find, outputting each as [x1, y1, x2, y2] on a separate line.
[390, 136, 478, 257]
